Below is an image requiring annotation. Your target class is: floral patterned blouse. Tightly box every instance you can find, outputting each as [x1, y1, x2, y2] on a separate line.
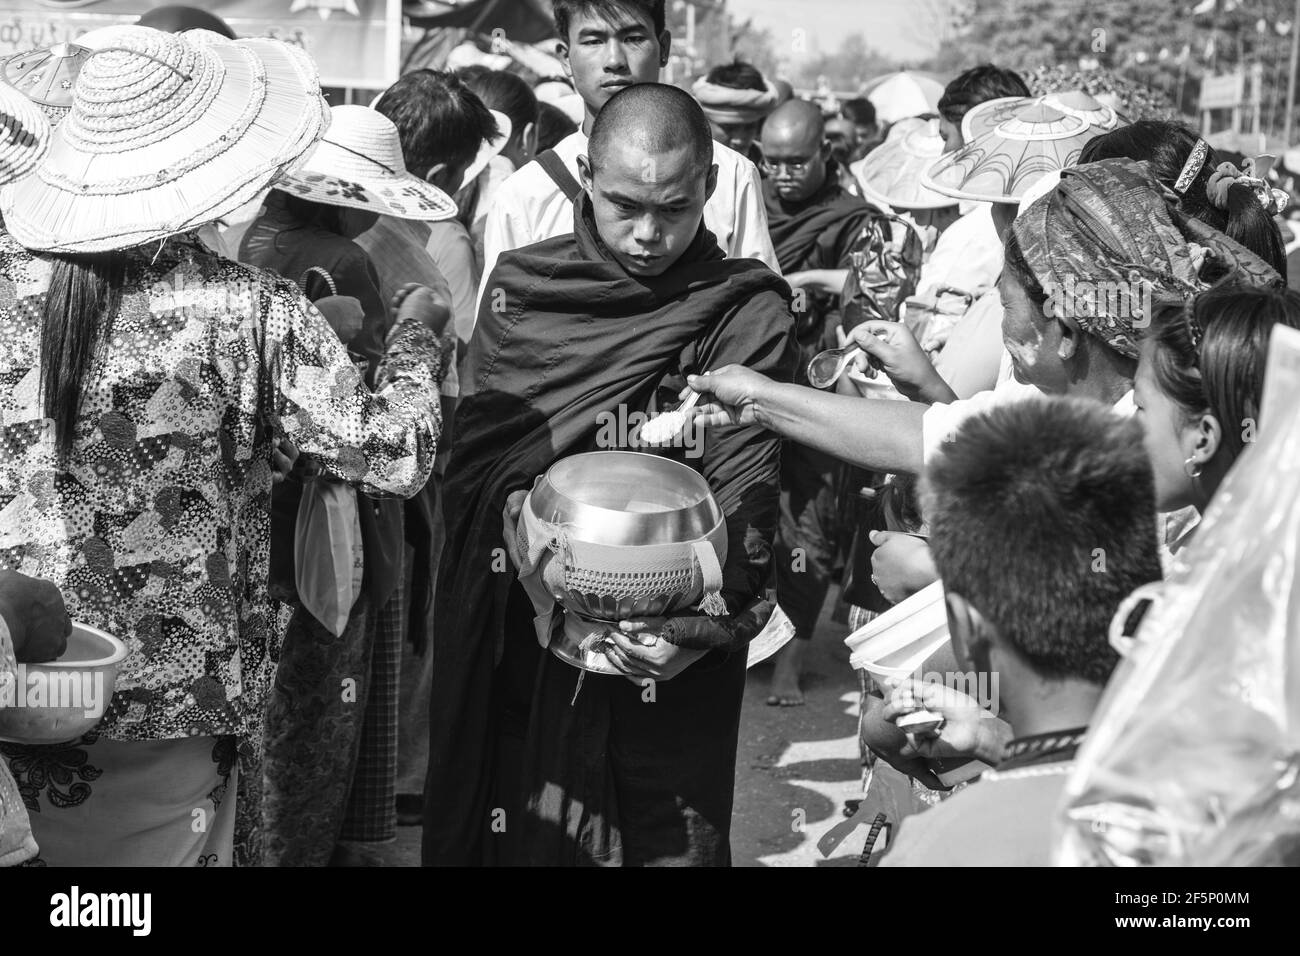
[0, 232, 443, 748]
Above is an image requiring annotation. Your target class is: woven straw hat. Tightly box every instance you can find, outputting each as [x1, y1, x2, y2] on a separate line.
[0, 74, 49, 185]
[852, 117, 955, 210]
[1, 25, 330, 253]
[923, 98, 1106, 203]
[277, 104, 457, 221]
[2, 43, 92, 127]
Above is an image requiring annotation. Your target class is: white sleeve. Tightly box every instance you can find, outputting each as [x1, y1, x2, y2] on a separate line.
[477, 181, 530, 314]
[921, 379, 1038, 463]
[729, 159, 781, 274]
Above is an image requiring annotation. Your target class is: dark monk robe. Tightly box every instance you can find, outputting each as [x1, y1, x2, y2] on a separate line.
[763, 163, 876, 651]
[762, 160, 875, 369]
[423, 195, 795, 866]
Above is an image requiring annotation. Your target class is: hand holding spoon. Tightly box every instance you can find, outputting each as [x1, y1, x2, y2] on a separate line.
[807, 345, 872, 389]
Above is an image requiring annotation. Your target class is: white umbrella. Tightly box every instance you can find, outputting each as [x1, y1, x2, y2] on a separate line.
[863, 71, 946, 124]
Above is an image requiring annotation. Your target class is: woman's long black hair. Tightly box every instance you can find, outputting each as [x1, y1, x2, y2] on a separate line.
[1147, 285, 1300, 465]
[1079, 121, 1288, 279]
[40, 253, 129, 462]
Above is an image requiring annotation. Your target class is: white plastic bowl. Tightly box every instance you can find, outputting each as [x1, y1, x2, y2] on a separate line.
[0, 622, 126, 745]
[844, 580, 949, 686]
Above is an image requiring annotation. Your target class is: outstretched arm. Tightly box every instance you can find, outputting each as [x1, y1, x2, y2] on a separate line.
[688, 366, 927, 476]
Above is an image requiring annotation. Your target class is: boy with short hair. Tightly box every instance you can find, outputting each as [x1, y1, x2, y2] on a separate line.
[880, 397, 1164, 866]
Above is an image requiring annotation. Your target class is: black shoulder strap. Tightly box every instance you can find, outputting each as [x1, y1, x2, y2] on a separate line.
[536, 148, 583, 203]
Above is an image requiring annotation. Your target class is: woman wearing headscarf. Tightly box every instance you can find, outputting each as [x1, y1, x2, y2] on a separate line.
[0, 27, 445, 867]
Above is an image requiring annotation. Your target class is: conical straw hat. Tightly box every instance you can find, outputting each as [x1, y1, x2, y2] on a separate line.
[852, 116, 955, 210]
[1, 25, 330, 253]
[277, 104, 457, 221]
[2, 42, 92, 127]
[0, 74, 49, 185]
[923, 100, 1105, 203]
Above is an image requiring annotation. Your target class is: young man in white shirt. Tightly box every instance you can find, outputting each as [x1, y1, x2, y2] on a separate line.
[478, 0, 778, 311]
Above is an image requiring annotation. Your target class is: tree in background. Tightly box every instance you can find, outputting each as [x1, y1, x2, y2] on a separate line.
[729, 18, 783, 80]
[927, 0, 1299, 131]
[783, 32, 901, 91]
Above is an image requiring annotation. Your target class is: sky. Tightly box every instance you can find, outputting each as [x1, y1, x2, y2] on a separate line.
[724, 0, 944, 64]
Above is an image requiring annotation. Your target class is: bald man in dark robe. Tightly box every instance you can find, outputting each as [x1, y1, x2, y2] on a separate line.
[760, 100, 877, 706]
[424, 84, 795, 867]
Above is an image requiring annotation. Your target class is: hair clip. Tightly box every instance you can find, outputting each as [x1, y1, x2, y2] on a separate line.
[1174, 138, 1209, 195]
[1182, 299, 1203, 351]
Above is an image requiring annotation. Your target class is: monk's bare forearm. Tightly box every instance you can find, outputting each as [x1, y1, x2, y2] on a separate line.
[755, 381, 926, 475]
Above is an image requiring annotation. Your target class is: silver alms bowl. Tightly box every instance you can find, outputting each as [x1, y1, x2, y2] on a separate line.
[524, 451, 728, 628]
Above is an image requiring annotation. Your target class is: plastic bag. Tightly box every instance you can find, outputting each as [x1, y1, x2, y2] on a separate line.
[840, 211, 926, 329]
[1055, 325, 1300, 866]
[295, 479, 364, 638]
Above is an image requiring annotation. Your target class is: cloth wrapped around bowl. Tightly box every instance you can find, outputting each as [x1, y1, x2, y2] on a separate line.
[515, 476, 730, 629]
[511, 466, 731, 673]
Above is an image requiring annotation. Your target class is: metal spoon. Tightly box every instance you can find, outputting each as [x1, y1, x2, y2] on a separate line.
[807, 345, 872, 389]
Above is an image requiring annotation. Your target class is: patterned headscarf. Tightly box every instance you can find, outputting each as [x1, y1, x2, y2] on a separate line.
[1010, 158, 1281, 359]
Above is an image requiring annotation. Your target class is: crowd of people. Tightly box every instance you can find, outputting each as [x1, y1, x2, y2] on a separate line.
[0, 0, 1297, 868]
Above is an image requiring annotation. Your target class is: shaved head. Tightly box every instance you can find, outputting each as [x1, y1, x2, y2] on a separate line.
[579, 83, 718, 277]
[588, 83, 713, 177]
[762, 99, 825, 152]
[761, 99, 830, 202]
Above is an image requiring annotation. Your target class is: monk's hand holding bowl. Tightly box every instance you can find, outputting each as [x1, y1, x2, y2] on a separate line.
[847, 321, 956, 405]
[686, 366, 771, 428]
[602, 619, 708, 683]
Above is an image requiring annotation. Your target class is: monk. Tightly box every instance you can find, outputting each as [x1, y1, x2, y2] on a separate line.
[479, 0, 778, 314]
[423, 84, 795, 866]
[759, 100, 877, 706]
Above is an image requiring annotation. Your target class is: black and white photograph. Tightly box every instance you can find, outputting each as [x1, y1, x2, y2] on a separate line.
[0, 0, 1292, 928]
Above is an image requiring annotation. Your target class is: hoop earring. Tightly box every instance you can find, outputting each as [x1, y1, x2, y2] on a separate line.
[1184, 456, 1203, 479]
